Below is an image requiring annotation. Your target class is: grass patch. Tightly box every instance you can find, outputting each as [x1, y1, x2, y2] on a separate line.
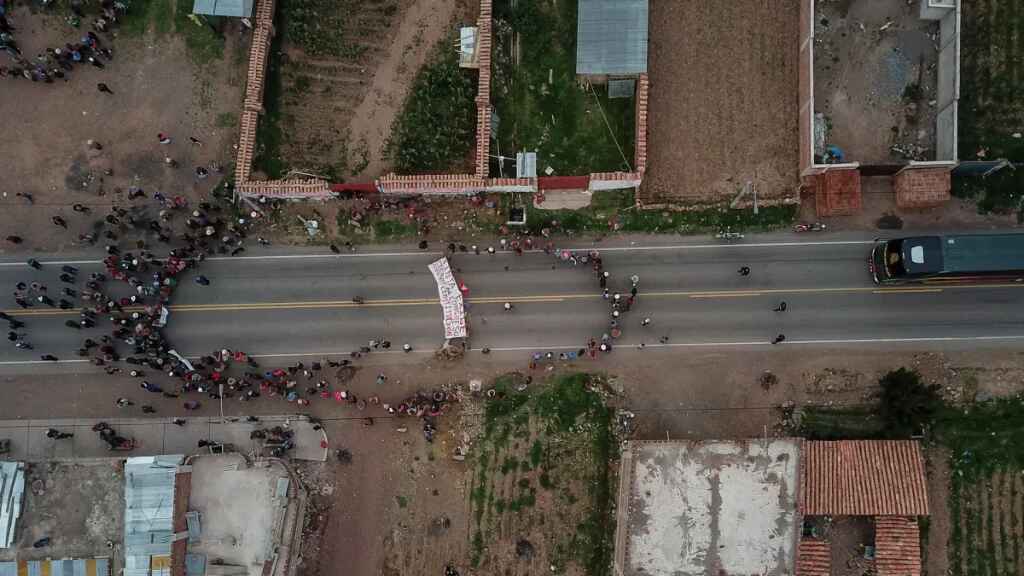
[384, 34, 477, 173]
[215, 112, 238, 128]
[174, 5, 224, 65]
[492, 0, 634, 175]
[371, 219, 418, 241]
[252, 0, 287, 179]
[395, 495, 408, 509]
[282, 0, 369, 57]
[955, 0, 1024, 215]
[521, 189, 798, 236]
[470, 373, 615, 574]
[117, 0, 174, 36]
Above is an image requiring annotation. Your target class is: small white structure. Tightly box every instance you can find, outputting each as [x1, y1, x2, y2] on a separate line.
[459, 27, 480, 68]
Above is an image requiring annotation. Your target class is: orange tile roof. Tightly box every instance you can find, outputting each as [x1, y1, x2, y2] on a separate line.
[801, 441, 929, 516]
[875, 516, 922, 576]
[796, 538, 831, 576]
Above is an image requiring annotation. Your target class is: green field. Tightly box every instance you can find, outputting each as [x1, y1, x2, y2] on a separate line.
[491, 0, 636, 176]
[469, 373, 616, 575]
[954, 0, 1024, 215]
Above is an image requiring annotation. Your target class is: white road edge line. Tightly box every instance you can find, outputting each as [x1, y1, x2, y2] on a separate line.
[4, 333, 1024, 365]
[0, 240, 877, 267]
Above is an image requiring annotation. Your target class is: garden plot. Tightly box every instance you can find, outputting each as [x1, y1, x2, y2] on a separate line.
[953, 0, 1024, 214]
[258, 0, 474, 181]
[491, 0, 636, 177]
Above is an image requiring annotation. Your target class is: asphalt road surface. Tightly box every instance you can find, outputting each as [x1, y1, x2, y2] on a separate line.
[3, 232, 1024, 372]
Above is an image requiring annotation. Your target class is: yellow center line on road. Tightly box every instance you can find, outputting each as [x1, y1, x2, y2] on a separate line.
[4, 281, 1023, 316]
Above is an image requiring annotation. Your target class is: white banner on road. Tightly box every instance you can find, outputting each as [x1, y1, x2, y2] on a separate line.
[428, 257, 467, 339]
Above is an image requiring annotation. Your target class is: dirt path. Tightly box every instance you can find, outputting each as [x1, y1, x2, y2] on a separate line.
[345, 0, 465, 180]
[278, 0, 474, 181]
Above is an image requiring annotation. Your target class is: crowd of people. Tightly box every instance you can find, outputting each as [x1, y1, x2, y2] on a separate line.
[0, 0, 127, 83]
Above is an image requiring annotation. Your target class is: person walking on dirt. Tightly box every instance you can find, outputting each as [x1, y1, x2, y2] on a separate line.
[52, 216, 67, 229]
[116, 397, 133, 408]
[97, 82, 113, 94]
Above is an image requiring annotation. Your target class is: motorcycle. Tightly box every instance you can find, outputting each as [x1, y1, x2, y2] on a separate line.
[794, 222, 827, 232]
[715, 229, 745, 240]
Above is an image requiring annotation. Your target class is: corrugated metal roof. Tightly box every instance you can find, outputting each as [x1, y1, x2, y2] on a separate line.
[576, 0, 648, 75]
[192, 0, 252, 17]
[875, 516, 922, 576]
[0, 461, 25, 549]
[800, 441, 929, 516]
[125, 456, 184, 576]
[0, 559, 109, 576]
[796, 539, 831, 576]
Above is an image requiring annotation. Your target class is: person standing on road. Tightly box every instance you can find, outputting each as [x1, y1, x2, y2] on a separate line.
[738, 266, 751, 276]
[194, 275, 210, 286]
[771, 334, 786, 345]
[774, 301, 787, 312]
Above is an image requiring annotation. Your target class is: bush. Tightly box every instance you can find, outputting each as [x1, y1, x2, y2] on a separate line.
[876, 368, 942, 438]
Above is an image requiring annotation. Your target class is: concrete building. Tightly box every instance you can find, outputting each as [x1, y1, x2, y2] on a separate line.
[614, 439, 930, 576]
[614, 439, 801, 576]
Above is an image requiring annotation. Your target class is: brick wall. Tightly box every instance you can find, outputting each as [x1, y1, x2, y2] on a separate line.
[474, 0, 493, 178]
[893, 167, 951, 208]
[234, 0, 335, 200]
[811, 168, 862, 217]
[379, 173, 487, 195]
[237, 178, 333, 198]
[234, 0, 274, 187]
[634, 73, 649, 175]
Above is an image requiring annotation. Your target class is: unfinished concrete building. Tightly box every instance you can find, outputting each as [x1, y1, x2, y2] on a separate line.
[801, 0, 961, 216]
[614, 439, 930, 576]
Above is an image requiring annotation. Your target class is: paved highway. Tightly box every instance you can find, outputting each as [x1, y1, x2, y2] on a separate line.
[2, 232, 1024, 369]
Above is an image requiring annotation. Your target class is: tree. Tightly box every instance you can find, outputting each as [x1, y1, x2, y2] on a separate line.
[877, 368, 942, 438]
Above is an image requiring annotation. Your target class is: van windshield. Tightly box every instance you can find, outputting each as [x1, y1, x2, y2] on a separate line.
[884, 240, 907, 277]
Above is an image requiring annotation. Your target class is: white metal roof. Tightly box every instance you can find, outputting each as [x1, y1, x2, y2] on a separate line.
[124, 456, 184, 576]
[0, 462, 25, 549]
[576, 0, 648, 75]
